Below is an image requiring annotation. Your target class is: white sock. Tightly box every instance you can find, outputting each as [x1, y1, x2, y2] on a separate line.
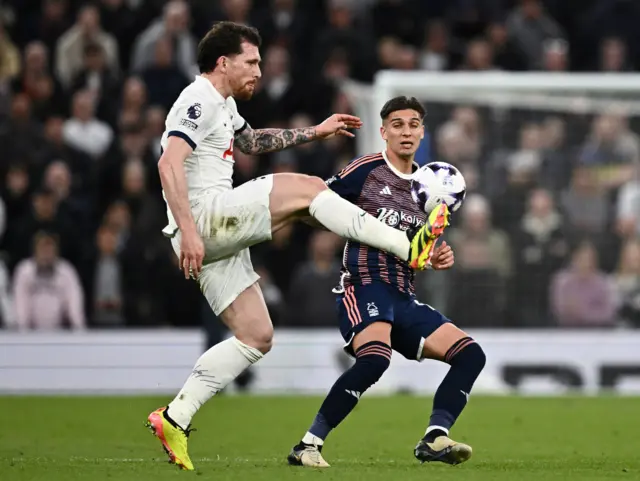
[167, 337, 263, 429]
[425, 425, 449, 437]
[302, 431, 324, 446]
[309, 190, 410, 260]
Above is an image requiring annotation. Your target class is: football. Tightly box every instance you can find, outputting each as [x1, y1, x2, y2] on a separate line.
[410, 161, 467, 214]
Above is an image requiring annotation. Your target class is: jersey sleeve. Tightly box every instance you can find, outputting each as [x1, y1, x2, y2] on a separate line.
[326, 158, 378, 202]
[227, 97, 248, 134]
[167, 100, 217, 150]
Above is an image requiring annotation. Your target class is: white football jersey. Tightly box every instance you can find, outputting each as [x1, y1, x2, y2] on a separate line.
[160, 76, 247, 235]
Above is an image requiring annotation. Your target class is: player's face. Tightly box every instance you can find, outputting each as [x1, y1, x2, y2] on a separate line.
[381, 109, 425, 158]
[227, 42, 261, 100]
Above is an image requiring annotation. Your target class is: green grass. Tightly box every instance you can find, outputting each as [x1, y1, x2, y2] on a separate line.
[1, 396, 639, 481]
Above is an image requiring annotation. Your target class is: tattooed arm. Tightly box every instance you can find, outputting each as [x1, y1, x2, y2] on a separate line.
[234, 124, 317, 155]
[234, 113, 363, 155]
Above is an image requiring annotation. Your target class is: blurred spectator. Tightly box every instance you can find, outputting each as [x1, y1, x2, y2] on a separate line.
[284, 231, 341, 327]
[2, 164, 31, 236]
[550, 241, 617, 327]
[509, 188, 568, 326]
[542, 38, 568, 72]
[63, 89, 114, 159]
[486, 22, 524, 71]
[0, 22, 21, 83]
[90, 224, 124, 327]
[448, 194, 511, 327]
[599, 37, 631, 73]
[418, 20, 449, 71]
[0, 256, 14, 328]
[12, 231, 85, 331]
[141, 36, 189, 111]
[69, 42, 121, 124]
[13, 41, 66, 121]
[506, 0, 564, 70]
[614, 239, 640, 327]
[131, 0, 197, 78]
[55, 4, 119, 88]
[256, 265, 284, 326]
[616, 165, 640, 239]
[459, 38, 497, 71]
[561, 166, 609, 239]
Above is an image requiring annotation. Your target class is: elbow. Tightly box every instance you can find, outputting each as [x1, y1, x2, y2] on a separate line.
[158, 155, 172, 178]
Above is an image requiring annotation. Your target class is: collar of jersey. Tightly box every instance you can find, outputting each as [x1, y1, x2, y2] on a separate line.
[382, 149, 417, 180]
[195, 75, 225, 102]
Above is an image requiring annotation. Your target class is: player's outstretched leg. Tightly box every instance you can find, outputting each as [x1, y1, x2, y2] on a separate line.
[269, 174, 449, 270]
[288, 322, 392, 467]
[414, 324, 486, 465]
[147, 283, 271, 470]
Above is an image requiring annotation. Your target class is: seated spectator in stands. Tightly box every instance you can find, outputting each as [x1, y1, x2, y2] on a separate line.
[613, 238, 640, 327]
[141, 36, 189, 111]
[561, 166, 609, 240]
[131, 0, 197, 78]
[55, 4, 119, 89]
[12, 41, 66, 121]
[599, 37, 631, 72]
[0, 254, 14, 328]
[448, 194, 511, 326]
[118, 76, 147, 127]
[616, 164, 640, 239]
[62, 89, 113, 159]
[284, 231, 341, 327]
[12, 231, 85, 331]
[1, 164, 31, 240]
[418, 20, 449, 71]
[145, 106, 167, 160]
[42, 116, 92, 183]
[0, 93, 47, 162]
[550, 241, 617, 327]
[8, 187, 77, 270]
[459, 38, 498, 71]
[90, 224, 124, 327]
[70, 42, 121, 126]
[542, 38, 568, 72]
[0, 21, 21, 83]
[509, 188, 568, 326]
[578, 112, 639, 190]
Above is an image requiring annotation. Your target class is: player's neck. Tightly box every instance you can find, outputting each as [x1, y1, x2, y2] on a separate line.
[202, 72, 232, 98]
[384, 148, 414, 175]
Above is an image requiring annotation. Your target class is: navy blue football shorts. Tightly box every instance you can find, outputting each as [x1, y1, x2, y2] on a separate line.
[336, 282, 451, 361]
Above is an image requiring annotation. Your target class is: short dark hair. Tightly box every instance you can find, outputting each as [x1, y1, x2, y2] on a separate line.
[380, 96, 426, 121]
[197, 21, 262, 74]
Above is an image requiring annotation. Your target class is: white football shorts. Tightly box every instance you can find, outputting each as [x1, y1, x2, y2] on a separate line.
[167, 175, 274, 315]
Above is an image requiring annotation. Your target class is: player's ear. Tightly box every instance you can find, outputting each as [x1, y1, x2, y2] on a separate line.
[419, 124, 425, 140]
[380, 125, 387, 141]
[217, 56, 227, 73]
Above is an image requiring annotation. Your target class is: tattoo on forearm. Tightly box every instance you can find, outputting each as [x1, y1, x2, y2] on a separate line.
[235, 126, 317, 154]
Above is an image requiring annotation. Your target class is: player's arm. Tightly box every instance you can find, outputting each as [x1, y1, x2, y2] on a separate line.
[158, 137, 197, 235]
[234, 114, 362, 155]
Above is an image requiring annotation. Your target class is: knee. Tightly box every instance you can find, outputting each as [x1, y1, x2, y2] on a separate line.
[449, 339, 486, 374]
[355, 341, 392, 385]
[300, 175, 328, 204]
[237, 323, 274, 354]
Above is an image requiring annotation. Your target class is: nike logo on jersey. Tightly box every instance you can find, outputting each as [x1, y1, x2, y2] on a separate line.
[380, 186, 392, 196]
[345, 390, 361, 400]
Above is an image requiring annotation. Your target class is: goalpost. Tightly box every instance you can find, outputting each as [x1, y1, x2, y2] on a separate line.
[342, 71, 640, 158]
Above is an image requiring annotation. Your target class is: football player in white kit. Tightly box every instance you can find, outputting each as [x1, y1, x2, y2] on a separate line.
[146, 21, 448, 470]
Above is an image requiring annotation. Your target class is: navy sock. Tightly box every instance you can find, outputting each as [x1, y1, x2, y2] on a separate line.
[426, 337, 486, 440]
[307, 340, 391, 441]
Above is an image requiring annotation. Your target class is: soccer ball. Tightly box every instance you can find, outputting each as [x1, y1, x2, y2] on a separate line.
[411, 161, 467, 214]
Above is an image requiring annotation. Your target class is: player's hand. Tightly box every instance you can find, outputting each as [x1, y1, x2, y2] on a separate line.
[430, 241, 455, 270]
[179, 228, 205, 280]
[315, 114, 363, 139]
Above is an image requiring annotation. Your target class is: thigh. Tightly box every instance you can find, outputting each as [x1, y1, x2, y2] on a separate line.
[391, 297, 452, 361]
[197, 248, 261, 316]
[336, 283, 396, 357]
[268, 173, 327, 232]
[196, 176, 274, 262]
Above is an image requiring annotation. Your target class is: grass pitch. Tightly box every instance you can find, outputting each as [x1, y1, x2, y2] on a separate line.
[1, 395, 638, 481]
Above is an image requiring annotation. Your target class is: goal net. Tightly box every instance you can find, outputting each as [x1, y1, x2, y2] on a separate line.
[341, 72, 640, 328]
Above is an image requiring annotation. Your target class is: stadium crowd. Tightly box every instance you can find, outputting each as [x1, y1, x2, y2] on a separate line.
[0, 0, 639, 331]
